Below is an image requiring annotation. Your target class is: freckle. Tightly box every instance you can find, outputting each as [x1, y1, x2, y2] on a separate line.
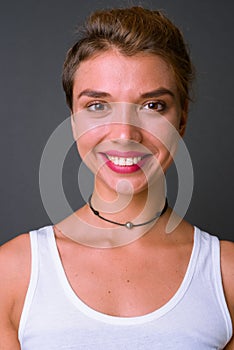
[127, 279, 130, 283]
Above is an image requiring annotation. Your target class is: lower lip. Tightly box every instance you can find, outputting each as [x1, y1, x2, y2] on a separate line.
[102, 156, 150, 174]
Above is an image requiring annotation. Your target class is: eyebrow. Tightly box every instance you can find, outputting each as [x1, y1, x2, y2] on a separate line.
[78, 89, 111, 99]
[140, 88, 175, 99]
[77, 88, 175, 100]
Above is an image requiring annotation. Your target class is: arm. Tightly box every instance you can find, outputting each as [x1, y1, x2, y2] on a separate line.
[225, 339, 234, 349]
[0, 234, 31, 349]
[0, 322, 21, 350]
[221, 240, 234, 349]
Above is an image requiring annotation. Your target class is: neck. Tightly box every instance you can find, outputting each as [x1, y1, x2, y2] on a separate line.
[91, 176, 166, 226]
[56, 176, 168, 248]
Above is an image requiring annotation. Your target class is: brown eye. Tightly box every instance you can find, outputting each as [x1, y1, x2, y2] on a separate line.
[143, 101, 166, 112]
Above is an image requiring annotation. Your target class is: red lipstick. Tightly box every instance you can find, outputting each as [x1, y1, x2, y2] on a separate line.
[100, 151, 151, 174]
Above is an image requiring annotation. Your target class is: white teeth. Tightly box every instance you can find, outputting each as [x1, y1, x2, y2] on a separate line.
[119, 158, 126, 166]
[106, 155, 142, 166]
[113, 157, 119, 165]
[126, 158, 133, 166]
[133, 157, 139, 164]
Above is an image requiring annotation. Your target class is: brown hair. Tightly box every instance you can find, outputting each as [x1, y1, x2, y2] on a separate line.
[62, 6, 194, 110]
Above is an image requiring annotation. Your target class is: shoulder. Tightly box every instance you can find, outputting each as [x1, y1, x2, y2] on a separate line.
[220, 240, 234, 331]
[0, 233, 31, 275]
[0, 233, 31, 326]
[220, 240, 234, 285]
[0, 233, 31, 295]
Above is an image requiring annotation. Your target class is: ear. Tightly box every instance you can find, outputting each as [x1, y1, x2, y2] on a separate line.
[179, 100, 189, 137]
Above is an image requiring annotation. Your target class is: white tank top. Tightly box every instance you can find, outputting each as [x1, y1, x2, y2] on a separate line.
[18, 225, 232, 349]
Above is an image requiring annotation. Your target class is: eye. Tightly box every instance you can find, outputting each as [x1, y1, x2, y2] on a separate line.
[143, 101, 166, 112]
[86, 102, 110, 112]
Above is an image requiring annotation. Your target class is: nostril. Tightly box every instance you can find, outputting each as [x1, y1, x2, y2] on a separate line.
[110, 124, 142, 143]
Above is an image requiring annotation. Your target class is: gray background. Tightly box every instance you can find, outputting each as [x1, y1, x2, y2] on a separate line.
[0, 0, 233, 245]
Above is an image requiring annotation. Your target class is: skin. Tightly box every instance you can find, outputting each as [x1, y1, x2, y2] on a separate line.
[0, 51, 234, 349]
[72, 51, 185, 200]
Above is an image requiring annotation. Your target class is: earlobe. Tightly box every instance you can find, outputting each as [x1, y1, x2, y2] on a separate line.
[179, 116, 187, 137]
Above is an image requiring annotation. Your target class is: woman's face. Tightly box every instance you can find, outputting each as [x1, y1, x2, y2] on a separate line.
[71, 50, 187, 196]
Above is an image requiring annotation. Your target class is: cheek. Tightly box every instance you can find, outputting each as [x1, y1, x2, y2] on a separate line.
[76, 127, 103, 153]
[76, 135, 94, 159]
[76, 135, 99, 175]
[143, 118, 180, 155]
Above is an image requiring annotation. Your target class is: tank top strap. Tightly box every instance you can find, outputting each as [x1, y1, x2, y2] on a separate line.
[18, 225, 54, 343]
[195, 228, 233, 340]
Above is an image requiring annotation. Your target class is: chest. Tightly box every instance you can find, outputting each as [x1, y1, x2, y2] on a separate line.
[58, 244, 191, 317]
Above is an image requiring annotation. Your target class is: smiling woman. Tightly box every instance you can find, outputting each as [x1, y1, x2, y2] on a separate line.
[0, 6, 234, 350]
[71, 53, 183, 199]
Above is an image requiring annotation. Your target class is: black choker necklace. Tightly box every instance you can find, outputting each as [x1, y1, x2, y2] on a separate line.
[88, 196, 168, 229]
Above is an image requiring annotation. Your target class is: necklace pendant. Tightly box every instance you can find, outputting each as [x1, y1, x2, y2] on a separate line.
[125, 221, 134, 229]
[88, 195, 168, 230]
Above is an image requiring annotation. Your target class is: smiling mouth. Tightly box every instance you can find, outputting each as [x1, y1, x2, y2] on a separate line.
[105, 154, 150, 166]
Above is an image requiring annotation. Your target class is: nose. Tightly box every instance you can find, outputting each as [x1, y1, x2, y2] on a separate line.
[109, 103, 143, 143]
[110, 123, 142, 144]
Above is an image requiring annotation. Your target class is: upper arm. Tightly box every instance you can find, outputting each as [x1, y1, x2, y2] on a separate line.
[221, 240, 234, 348]
[0, 234, 31, 349]
[0, 322, 21, 349]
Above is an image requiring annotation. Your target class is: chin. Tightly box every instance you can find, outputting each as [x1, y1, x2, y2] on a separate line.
[96, 173, 150, 197]
[94, 158, 167, 195]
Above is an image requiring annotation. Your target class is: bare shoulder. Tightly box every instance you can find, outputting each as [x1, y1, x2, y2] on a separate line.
[0, 233, 31, 347]
[0, 233, 31, 279]
[220, 240, 234, 289]
[0, 233, 31, 304]
[220, 240, 234, 344]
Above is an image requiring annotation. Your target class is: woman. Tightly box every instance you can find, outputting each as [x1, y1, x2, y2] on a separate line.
[0, 6, 233, 349]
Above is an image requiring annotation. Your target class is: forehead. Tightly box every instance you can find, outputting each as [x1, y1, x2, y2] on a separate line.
[73, 51, 177, 97]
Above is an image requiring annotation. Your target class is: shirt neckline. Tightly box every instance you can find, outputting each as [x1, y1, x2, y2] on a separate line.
[47, 225, 200, 325]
